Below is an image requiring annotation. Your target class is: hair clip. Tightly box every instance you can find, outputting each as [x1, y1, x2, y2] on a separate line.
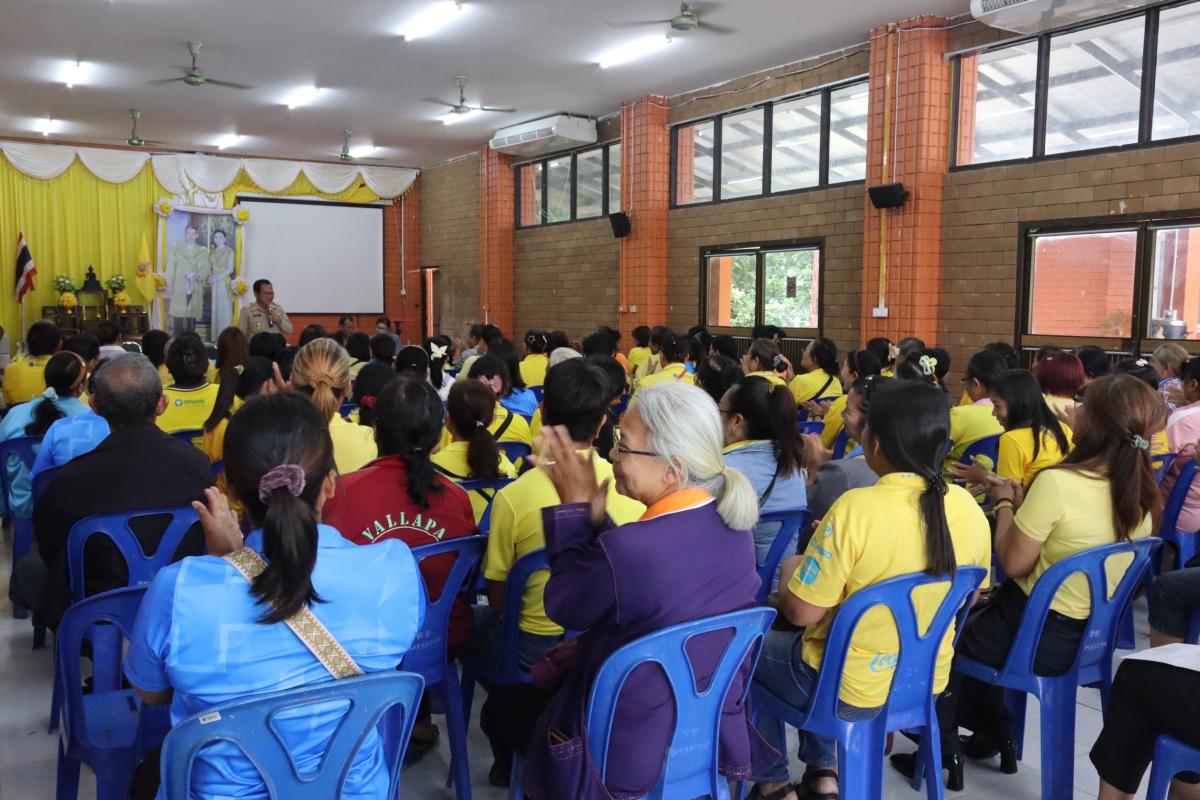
[888, 343, 900, 362]
[1135, 359, 1149, 367]
[1130, 435, 1150, 451]
[476, 420, 485, 428]
[359, 396, 376, 408]
[234, 364, 244, 375]
[42, 386, 59, 402]
[919, 355, 937, 376]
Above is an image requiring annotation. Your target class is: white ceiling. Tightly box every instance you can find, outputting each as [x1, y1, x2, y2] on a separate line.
[0, 0, 970, 169]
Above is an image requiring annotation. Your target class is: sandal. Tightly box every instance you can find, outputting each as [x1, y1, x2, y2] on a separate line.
[746, 783, 800, 800]
[797, 767, 839, 800]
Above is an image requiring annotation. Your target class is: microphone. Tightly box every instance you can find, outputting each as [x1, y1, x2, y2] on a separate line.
[267, 304, 276, 328]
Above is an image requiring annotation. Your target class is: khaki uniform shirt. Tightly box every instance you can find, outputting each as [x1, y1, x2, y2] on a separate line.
[237, 303, 293, 335]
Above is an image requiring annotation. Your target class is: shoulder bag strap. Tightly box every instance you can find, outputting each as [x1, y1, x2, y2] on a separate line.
[758, 468, 780, 509]
[815, 375, 834, 401]
[433, 463, 495, 502]
[492, 410, 513, 441]
[222, 548, 365, 680]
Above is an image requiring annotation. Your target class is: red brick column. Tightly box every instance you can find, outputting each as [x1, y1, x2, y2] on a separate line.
[860, 17, 953, 345]
[619, 96, 671, 342]
[479, 145, 516, 335]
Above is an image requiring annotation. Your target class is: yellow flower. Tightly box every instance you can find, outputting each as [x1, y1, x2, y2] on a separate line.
[59, 292, 78, 309]
[233, 278, 249, 296]
[157, 201, 173, 216]
[114, 291, 132, 310]
[153, 274, 166, 288]
[235, 208, 250, 223]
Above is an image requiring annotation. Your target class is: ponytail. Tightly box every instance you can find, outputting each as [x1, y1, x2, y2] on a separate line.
[448, 380, 503, 480]
[715, 464, 760, 532]
[256, 481, 322, 624]
[26, 352, 85, 436]
[423, 336, 451, 388]
[203, 371, 242, 432]
[291, 338, 351, 421]
[374, 374, 447, 507]
[726, 376, 803, 477]
[204, 357, 277, 433]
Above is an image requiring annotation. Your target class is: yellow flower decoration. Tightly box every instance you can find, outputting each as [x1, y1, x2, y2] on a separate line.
[153, 274, 167, 288]
[235, 208, 250, 224]
[232, 278, 249, 297]
[114, 291, 132, 310]
[155, 200, 174, 218]
[59, 291, 78, 309]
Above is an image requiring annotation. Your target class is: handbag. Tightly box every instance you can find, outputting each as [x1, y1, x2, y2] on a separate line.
[530, 637, 579, 693]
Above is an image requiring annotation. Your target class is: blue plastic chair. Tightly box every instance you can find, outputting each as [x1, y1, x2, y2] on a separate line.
[754, 509, 812, 605]
[56, 586, 168, 800]
[797, 395, 840, 423]
[1157, 459, 1200, 576]
[832, 429, 849, 459]
[613, 392, 630, 419]
[530, 385, 545, 404]
[510, 607, 777, 800]
[400, 536, 486, 800]
[1147, 735, 1200, 800]
[797, 421, 824, 436]
[169, 428, 203, 448]
[952, 434, 1001, 486]
[32, 464, 60, 504]
[0, 434, 42, 612]
[210, 459, 224, 479]
[457, 477, 516, 535]
[1155, 453, 1180, 485]
[956, 539, 1160, 800]
[740, 567, 986, 800]
[498, 441, 533, 468]
[161, 671, 425, 800]
[338, 401, 356, 420]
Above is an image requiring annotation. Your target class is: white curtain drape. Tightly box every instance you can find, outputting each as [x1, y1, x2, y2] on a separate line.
[0, 140, 417, 197]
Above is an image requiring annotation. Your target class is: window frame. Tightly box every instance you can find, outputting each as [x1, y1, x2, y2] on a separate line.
[513, 141, 620, 229]
[1015, 209, 1200, 360]
[698, 236, 825, 336]
[951, 0, 1200, 171]
[669, 77, 868, 209]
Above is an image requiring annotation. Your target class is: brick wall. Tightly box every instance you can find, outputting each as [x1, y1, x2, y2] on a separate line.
[419, 154, 481, 341]
[514, 218, 621, 340]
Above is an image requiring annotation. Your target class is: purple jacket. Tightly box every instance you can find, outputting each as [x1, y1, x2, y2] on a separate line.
[522, 499, 776, 800]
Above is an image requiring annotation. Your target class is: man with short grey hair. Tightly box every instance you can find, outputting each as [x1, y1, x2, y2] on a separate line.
[10, 353, 213, 630]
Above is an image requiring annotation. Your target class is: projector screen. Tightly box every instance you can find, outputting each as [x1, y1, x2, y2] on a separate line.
[238, 197, 384, 314]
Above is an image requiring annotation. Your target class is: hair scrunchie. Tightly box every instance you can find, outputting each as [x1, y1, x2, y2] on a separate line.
[359, 395, 376, 408]
[928, 474, 949, 496]
[308, 371, 338, 386]
[258, 464, 306, 503]
[1130, 435, 1150, 451]
[42, 386, 58, 402]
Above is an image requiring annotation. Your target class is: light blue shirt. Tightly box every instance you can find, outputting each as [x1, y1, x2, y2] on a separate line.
[500, 386, 540, 421]
[124, 524, 425, 800]
[30, 411, 111, 483]
[723, 440, 809, 569]
[0, 396, 89, 518]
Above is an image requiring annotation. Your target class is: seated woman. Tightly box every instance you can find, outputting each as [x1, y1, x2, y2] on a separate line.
[694, 354, 744, 405]
[586, 355, 628, 460]
[201, 356, 278, 464]
[0, 351, 88, 517]
[344, 331, 372, 381]
[807, 349, 881, 449]
[290, 338, 377, 474]
[748, 379, 991, 800]
[422, 335, 454, 400]
[932, 374, 1161, 790]
[951, 369, 1071, 491]
[520, 330, 550, 388]
[632, 332, 693, 396]
[802, 375, 884, 524]
[141, 329, 171, 386]
[481, 381, 765, 799]
[467, 355, 532, 446]
[123, 392, 424, 800]
[430, 380, 519, 523]
[788, 337, 841, 407]
[1152, 342, 1189, 413]
[720, 376, 807, 565]
[156, 335, 220, 436]
[865, 336, 893, 376]
[740, 338, 789, 386]
[348, 362, 396, 428]
[1163, 357, 1200, 533]
[489, 338, 540, 421]
[946, 350, 1007, 468]
[1110, 359, 1171, 457]
[212, 326, 249, 384]
[1036, 350, 1085, 417]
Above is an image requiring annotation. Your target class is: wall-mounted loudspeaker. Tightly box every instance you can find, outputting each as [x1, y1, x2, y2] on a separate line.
[868, 182, 911, 210]
[609, 212, 631, 238]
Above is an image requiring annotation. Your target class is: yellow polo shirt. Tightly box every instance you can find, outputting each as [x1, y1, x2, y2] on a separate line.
[1042, 394, 1076, 419]
[329, 414, 377, 474]
[157, 383, 221, 443]
[790, 368, 841, 406]
[626, 346, 651, 375]
[820, 394, 851, 450]
[3, 355, 51, 405]
[634, 352, 661, 382]
[430, 440, 519, 523]
[486, 451, 645, 635]
[206, 364, 219, 385]
[947, 402, 1004, 467]
[997, 426, 1071, 488]
[456, 355, 480, 381]
[746, 370, 788, 387]
[790, 473, 991, 707]
[438, 403, 532, 451]
[520, 353, 549, 388]
[633, 362, 693, 399]
[157, 364, 172, 386]
[1013, 468, 1151, 619]
[958, 390, 973, 407]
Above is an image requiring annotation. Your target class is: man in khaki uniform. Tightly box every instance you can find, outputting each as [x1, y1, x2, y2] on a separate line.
[237, 279, 293, 336]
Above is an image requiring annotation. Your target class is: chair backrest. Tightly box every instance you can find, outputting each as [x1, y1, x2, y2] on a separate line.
[530, 386, 545, 404]
[797, 396, 841, 422]
[955, 434, 1002, 483]
[1155, 453, 1179, 485]
[997, 538, 1160, 680]
[797, 421, 824, 437]
[613, 393, 630, 420]
[492, 548, 552, 684]
[498, 441, 533, 464]
[832, 429, 849, 459]
[32, 464, 60, 504]
[210, 459, 225, 479]
[169, 429, 203, 448]
[0, 434, 41, 501]
[66, 506, 201, 603]
[58, 585, 148, 748]
[401, 536, 485, 681]
[338, 401, 356, 420]
[755, 509, 812, 605]
[1162, 460, 1198, 536]
[586, 607, 776, 799]
[803, 567, 987, 733]
[161, 671, 425, 800]
[457, 478, 516, 534]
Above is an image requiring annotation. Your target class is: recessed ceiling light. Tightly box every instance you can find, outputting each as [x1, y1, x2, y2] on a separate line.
[216, 134, 242, 150]
[37, 118, 55, 136]
[62, 61, 90, 88]
[598, 36, 672, 69]
[400, 1, 465, 41]
[442, 109, 482, 125]
[349, 144, 378, 158]
[284, 86, 322, 109]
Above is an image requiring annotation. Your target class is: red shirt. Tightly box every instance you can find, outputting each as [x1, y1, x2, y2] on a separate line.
[323, 454, 479, 656]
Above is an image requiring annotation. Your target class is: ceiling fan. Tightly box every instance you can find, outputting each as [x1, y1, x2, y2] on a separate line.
[609, 1, 734, 34]
[122, 109, 168, 147]
[152, 42, 253, 90]
[423, 76, 515, 116]
[339, 129, 385, 162]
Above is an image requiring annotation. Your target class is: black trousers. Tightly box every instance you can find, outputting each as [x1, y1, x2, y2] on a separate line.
[479, 683, 554, 772]
[1090, 659, 1200, 794]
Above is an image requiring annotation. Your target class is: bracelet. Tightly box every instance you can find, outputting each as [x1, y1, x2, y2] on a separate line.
[992, 499, 1015, 513]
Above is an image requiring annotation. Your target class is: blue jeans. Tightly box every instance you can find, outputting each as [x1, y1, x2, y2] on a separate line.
[752, 629, 882, 783]
[1148, 567, 1200, 638]
[471, 605, 562, 672]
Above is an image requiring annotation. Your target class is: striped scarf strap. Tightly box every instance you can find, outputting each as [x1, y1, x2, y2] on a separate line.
[222, 547, 365, 680]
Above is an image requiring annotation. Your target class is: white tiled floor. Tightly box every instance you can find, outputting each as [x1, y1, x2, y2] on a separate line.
[0, 522, 1153, 799]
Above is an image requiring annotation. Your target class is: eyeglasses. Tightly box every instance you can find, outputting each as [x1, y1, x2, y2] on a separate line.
[860, 373, 884, 402]
[613, 427, 656, 459]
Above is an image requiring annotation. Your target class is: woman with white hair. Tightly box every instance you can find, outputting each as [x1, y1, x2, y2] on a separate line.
[480, 381, 769, 799]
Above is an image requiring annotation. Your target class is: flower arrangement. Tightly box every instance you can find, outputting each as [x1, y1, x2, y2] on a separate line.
[105, 274, 126, 292]
[154, 199, 174, 218]
[232, 277, 249, 297]
[58, 291, 78, 309]
[53, 275, 77, 293]
[234, 208, 250, 225]
[153, 274, 166, 288]
[113, 291, 132, 310]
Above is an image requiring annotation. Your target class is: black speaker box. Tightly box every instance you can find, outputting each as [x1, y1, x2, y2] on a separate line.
[868, 182, 911, 210]
[609, 212, 631, 238]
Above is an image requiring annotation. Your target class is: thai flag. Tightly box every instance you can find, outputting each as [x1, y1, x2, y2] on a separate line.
[14, 230, 35, 303]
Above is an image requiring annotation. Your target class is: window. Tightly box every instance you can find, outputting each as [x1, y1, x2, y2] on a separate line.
[702, 241, 823, 332]
[514, 141, 622, 228]
[1019, 216, 1200, 358]
[672, 79, 868, 207]
[954, 1, 1200, 167]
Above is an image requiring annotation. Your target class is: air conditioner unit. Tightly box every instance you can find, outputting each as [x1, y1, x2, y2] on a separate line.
[489, 116, 597, 157]
[970, 0, 1159, 34]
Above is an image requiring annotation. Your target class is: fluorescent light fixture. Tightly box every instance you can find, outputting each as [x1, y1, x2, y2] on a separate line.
[216, 133, 242, 150]
[284, 86, 322, 109]
[349, 144, 378, 158]
[400, 1, 464, 40]
[442, 109, 482, 125]
[62, 61, 90, 88]
[37, 118, 55, 136]
[598, 36, 671, 69]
